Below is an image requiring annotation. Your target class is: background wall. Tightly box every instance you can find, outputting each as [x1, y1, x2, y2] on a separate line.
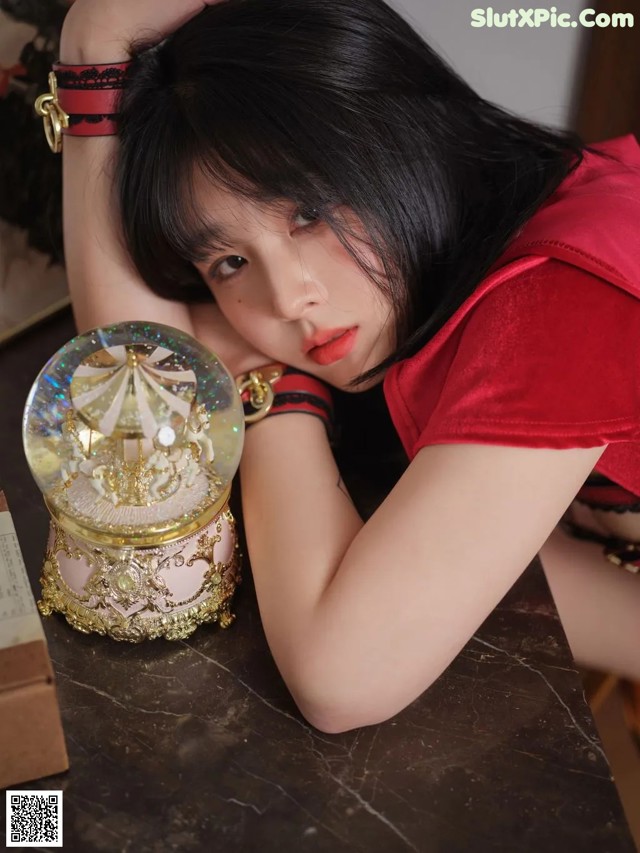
[389, 0, 589, 129]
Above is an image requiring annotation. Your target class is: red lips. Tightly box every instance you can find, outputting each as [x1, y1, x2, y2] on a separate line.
[305, 327, 358, 366]
[302, 328, 351, 352]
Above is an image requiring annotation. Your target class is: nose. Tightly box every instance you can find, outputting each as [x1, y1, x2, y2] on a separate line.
[263, 246, 325, 321]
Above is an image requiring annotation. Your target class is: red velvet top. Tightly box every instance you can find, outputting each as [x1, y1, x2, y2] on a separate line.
[383, 134, 640, 497]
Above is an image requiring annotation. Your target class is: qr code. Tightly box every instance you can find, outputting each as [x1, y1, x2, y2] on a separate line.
[5, 790, 63, 847]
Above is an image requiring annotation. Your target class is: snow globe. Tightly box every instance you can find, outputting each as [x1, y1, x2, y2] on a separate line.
[23, 321, 244, 642]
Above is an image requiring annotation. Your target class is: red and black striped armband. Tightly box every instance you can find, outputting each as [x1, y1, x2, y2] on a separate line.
[236, 364, 335, 442]
[35, 61, 132, 151]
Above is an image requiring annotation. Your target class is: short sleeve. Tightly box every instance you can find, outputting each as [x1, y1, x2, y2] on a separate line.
[414, 259, 640, 453]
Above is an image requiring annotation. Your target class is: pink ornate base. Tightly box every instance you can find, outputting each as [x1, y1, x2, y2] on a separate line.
[38, 504, 241, 642]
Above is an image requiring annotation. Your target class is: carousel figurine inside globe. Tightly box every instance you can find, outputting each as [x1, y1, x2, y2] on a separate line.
[23, 321, 245, 642]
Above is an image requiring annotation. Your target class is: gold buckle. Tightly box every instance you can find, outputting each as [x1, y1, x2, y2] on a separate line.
[236, 364, 284, 423]
[34, 72, 69, 154]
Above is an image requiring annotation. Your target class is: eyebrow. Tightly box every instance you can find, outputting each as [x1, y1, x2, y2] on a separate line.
[181, 220, 236, 263]
[179, 197, 300, 263]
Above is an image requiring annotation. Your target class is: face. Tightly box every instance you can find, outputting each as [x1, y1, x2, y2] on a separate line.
[190, 177, 396, 392]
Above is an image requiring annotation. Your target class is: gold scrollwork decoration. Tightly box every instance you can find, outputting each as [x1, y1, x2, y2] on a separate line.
[37, 512, 241, 642]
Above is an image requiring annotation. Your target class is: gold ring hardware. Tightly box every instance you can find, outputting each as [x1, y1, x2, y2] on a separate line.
[34, 72, 69, 153]
[236, 364, 284, 423]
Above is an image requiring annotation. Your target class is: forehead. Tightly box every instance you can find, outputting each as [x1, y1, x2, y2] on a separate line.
[190, 168, 292, 235]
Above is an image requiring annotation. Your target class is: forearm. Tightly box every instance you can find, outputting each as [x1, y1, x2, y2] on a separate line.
[59, 17, 194, 334]
[239, 413, 364, 691]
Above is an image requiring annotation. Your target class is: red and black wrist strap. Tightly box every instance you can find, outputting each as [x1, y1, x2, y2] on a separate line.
[35, 61, 132, 151]
[237, 364, 335, 442]
[53, 61, 131, 136]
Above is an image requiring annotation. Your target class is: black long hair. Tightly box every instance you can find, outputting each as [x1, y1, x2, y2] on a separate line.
[116, 0, 596, 387]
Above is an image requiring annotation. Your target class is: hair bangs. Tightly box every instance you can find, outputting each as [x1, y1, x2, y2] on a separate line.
[119, 50, 399, 333]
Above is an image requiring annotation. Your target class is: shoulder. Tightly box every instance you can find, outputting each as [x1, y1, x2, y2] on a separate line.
[436, 259, 640, 437]
[386, 259, 640, 459]
[393, 255, 640, 398]
[463, 257, 640, 343]
[495, 138, 640, 292]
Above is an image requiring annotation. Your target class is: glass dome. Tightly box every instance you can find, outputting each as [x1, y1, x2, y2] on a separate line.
[23, 322, 244, 547]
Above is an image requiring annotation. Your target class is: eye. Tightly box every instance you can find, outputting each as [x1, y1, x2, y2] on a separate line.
[293, 206, 322, 228]
[209, 255, 247, 282]
[207, 207, 323, 283]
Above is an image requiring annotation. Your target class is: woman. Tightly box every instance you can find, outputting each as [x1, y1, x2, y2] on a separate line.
[56, 0, 640, 733]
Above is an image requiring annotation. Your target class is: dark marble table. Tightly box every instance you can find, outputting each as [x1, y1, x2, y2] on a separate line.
[0, 310, 635, 852]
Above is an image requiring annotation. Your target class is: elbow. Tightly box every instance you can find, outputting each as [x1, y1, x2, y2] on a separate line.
[283, 666, 380, 734]
[273, 626, 441, 734]
[286, 659, 432, 735]
[296, 700, 388, 735]
[297, 702, 366, 735]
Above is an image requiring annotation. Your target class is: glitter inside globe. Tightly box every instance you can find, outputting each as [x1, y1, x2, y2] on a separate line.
[23, 322, 244, 546]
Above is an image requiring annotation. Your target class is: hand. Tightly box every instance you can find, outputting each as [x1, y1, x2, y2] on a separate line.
[189, 303, 273, 378]
[60, 0, 216, 63]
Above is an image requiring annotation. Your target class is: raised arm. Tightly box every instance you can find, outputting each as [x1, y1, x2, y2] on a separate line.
[59, 4, 201, 334]
[59, 1, 270, 375]
[61, 133, 195, 333]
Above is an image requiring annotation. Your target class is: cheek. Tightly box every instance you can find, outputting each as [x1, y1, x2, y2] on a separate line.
[332, 210, 386, 274]
[214, 292, 250, 331]
[319, 229, 388, 308]
[217, 293, 277, 349]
